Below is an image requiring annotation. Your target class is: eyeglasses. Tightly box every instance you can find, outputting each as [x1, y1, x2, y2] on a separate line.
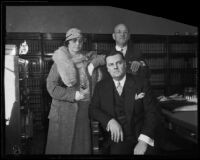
[115, 31, 129, 34]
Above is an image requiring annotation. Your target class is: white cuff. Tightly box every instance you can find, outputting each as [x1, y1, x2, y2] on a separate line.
[138, 134, 154, 147]
[88, 63, 94, 76]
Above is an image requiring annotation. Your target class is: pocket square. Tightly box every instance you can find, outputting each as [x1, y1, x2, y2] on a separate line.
[135, 92, 145, 100]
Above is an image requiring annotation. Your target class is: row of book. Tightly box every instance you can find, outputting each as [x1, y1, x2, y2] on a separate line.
[26, 78, 42, 90]
[169, 58, 197, 68]
[29, 103, 44, 130]
[29, 105, 42, 114]
[134, 43, 167, 53]
[29, 94, 42, 104]
[153, 89, 165, 97]
[170, 43, 197, 53]
[169, 73, 181, 85]
[92, 42, 115, 51]
[21, 109, 33, 139]
[188, 57, 198, 68]
[33, 120, 44, 130]
[150, 74, 165, 85]
[27, 40, 41, 54]
[25, 56, 196, 74]
[30, 54, 197, 74]
[33, 112, 43, 120]
[43, 40, 63, 53]
[145, 58, 165, 69]
[169, 72, 197, 85]
[28, 59, 41, 73]
[43, 59, 53, 73]
[92, 42, 169, 54]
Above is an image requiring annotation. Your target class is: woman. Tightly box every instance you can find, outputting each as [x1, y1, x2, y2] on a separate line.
[45, 28, 105, 154]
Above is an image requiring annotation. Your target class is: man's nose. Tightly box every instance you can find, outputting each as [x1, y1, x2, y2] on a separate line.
[120, 32, 126, 36]
[113, 64, 118, 69]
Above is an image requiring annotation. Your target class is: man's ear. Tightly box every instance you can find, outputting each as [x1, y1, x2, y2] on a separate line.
[112, 33, 116, 41]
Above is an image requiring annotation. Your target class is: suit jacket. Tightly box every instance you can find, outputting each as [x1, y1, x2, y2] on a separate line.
[89, 73, 160, 142]
[112, 43, 151, 79]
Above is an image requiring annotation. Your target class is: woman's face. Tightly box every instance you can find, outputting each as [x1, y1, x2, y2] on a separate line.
[68, 37, 83, 53]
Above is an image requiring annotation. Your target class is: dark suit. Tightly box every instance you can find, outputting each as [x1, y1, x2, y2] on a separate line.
[89, 73, 161, 154]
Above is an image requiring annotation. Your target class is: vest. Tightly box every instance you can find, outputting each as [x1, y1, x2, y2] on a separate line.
[113, 86, 133, 137]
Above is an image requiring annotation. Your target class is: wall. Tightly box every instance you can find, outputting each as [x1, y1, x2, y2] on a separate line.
[6, 6, 197, 35]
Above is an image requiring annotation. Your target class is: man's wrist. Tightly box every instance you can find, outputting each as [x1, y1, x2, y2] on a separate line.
[138, 139, 147, 145]
[138, 134, 154, 146]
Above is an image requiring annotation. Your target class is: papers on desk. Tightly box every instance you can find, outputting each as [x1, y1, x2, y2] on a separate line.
[158, 94, 198, 112]
[173, 105, 197, 112]
[157, 94, 186, 102]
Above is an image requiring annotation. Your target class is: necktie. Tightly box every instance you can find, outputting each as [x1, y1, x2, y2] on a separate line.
[121, 48, 126, 56]
[121, 48, 123, 54]
[116, 81, 123, 96]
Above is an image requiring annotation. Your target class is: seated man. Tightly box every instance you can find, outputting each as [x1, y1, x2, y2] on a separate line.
[89, 50, 161, 154]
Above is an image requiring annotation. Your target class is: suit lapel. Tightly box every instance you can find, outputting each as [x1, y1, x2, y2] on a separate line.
[104, 77, 115, 116]
[124, 75, 137, 116]
[125, 46, 130, 61]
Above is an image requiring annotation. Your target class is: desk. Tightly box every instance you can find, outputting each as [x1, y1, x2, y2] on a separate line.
[162, 108, 198, 143]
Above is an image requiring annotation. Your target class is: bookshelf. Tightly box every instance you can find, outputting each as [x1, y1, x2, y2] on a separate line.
[6, 32, 197, 154]
[131, 35, 168, 96]
[167, 35, 197, 95]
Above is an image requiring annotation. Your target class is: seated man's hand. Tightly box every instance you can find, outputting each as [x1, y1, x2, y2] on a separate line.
[130, 61, 141, 73]
[107, 119, 123, 143]
[133, 140, 148, 155]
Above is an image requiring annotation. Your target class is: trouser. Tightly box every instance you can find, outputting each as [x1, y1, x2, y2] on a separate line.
[110, 138, 134, 154]
[102, 136, 156, 155]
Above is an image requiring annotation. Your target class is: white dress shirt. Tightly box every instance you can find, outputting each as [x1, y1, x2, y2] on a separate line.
[113, 75, 126, 91]
[115, 45, 128, 57]
[108, 75, 154, 146]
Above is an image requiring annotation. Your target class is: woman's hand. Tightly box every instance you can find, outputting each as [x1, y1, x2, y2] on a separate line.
[75, 91, 85, 101]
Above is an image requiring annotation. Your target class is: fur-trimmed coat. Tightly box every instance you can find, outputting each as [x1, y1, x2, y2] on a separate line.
[45, 46, 105, 154]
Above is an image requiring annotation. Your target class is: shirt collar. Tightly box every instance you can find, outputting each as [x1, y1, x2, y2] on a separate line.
[115, 45, 127, 52]
[113, 75, 126, 88]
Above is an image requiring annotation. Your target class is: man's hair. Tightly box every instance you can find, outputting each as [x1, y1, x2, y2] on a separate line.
[105, 50, 125, 62]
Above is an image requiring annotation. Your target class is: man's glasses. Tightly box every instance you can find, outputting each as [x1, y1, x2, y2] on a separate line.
[115, 31, 128, 34]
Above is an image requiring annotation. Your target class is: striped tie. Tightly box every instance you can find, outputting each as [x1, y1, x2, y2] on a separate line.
[116, 81, 123, 96]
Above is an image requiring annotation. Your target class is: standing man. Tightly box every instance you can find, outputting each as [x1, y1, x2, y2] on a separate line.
[112, 23, 150, 79]
[89, 50, 161, 154]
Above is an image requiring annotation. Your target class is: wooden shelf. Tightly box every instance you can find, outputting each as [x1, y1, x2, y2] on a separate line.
[169, 52, 196, 58]
[143, 53, 167, 58]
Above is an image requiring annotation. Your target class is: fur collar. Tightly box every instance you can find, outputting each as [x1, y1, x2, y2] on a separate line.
[52, 46, 87, 87]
